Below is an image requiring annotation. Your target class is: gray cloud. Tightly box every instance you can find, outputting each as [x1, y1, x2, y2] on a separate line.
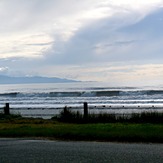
[1, 0, 163, 84]
[26, 42, 54, 46]
[44, 7, 163, 65]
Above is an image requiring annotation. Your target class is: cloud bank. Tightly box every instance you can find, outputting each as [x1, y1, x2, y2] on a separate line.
[1, 0, 163, 85]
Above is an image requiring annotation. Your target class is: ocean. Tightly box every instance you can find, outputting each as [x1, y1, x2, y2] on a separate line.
[0, 82, 163, 119]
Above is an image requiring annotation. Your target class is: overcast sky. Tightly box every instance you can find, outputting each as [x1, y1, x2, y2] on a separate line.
[1, 0, 163, 86]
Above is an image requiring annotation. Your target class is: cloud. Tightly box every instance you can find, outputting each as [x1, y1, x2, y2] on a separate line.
[44, 8, 161, 65]
[0, 66, 8, 71]
[1, 0, 162, 60]
[0, 66, 9, 74]
[34, 62, 163, 86]
[1, 0, 163, 85]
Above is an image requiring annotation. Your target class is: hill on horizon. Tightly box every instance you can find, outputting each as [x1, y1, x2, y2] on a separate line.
[0, 75, 78, 84]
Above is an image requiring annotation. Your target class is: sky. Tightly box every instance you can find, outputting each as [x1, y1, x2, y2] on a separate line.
[1, 0, 163, 86]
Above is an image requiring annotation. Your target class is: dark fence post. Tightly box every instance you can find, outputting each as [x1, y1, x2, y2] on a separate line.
[4, 103, 10, 115]
[84, 102, 88, 119]
[64, 106, 67, 114]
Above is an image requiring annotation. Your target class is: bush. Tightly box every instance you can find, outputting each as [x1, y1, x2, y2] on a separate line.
[53, 107, 163, 124]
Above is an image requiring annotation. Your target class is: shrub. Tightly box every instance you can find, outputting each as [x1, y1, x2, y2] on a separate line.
[53, 107, 163, 124]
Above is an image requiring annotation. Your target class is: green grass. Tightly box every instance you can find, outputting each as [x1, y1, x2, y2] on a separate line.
[0, 121, 163, 143]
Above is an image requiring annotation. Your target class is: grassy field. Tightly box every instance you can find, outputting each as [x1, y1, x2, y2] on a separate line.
[0, 117, 163, 143]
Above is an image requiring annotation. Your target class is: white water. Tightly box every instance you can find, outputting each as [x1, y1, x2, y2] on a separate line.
[0, 82, 163, 118]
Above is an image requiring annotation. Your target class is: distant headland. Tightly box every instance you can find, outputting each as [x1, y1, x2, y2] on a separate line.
[0, 75, 78, 84]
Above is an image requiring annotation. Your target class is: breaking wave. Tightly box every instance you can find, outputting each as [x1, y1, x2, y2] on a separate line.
[1, 90, 163, 98]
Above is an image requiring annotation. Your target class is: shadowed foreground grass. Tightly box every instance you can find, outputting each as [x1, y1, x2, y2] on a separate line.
[0, 119, 162, 143]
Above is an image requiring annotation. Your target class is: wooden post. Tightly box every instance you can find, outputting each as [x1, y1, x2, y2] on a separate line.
[84, 102, 88, 119]
[4, 103, 10, 115]
[64, 106, 67, 114]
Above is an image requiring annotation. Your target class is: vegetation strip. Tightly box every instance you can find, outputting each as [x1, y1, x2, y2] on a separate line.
[53, 108, 163, 124]
[0, 121, 162, 143]
[0, 111, 163, 143]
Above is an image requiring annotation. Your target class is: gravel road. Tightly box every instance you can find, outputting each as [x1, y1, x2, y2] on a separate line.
[0, 138, 163, 163]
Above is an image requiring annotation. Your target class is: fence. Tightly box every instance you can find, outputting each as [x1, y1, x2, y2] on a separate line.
[0, 102, 89, 118]
[1, 102, 163, 119]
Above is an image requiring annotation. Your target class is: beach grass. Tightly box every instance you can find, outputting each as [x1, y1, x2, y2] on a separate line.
[52, 108, 163, 124]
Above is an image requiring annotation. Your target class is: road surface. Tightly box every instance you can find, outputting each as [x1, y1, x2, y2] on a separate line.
[0, 138, 163, 163]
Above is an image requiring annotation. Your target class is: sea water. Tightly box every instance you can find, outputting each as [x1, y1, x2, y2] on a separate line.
[0, 82, 163, 118]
